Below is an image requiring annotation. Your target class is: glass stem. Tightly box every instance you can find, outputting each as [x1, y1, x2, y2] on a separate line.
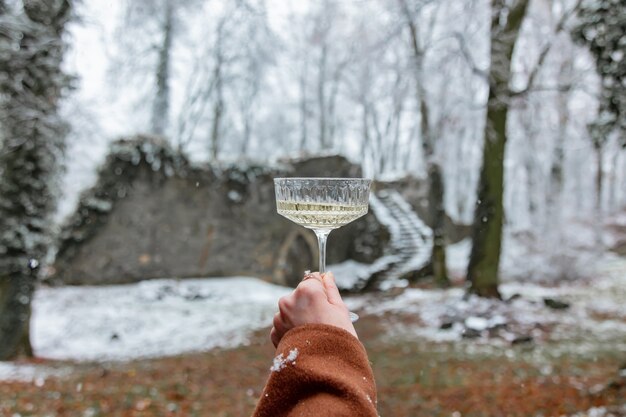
[314, 229, 331, 273]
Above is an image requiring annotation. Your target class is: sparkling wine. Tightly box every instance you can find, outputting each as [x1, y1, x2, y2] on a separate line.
[276, 200, 368, 230]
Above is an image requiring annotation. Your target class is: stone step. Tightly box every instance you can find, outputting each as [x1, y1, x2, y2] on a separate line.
[361, 189, 434, 290]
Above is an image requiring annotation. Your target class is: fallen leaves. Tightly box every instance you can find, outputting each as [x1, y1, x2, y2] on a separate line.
[0, 322, 623, 417]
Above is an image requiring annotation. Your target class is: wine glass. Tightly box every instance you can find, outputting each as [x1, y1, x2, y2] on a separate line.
[274, 177, 371, 322]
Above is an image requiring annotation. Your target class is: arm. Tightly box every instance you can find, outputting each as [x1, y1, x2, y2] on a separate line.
[253, 272, 378, 417]
[253, 324, 378, 417]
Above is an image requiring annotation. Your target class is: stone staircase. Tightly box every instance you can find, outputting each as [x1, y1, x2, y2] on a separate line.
[354, 189, 433, 291]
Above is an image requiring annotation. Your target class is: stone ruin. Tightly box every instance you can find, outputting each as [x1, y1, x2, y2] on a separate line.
[51, 135, 469, 289]
[50, 136, 388, 288]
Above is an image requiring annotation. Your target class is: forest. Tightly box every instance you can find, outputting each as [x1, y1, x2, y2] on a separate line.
[0, 0, 625, 415]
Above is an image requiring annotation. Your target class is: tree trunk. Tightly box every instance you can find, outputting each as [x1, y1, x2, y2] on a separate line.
[390, 100, 403, 173]
[595, 142, 604, 213]
[592, 140, 605, 247]
[429, 163, 449, 287]
[467, 103, 508, 298]
[369, 105, 386, 176]
[607, 148, 619, 211]
[0, 272, 34, 359]
[467, 0, 530, 298]
[420, 96, 449, 287]
[547, 88, 568, 235]
[400, 0, 450, 286]
[317, 42, 328, 150]
[0, 0, 71, 360]
[210, 23, 224, 163]
[525, 131, 538, 220]
[210, 88, 223, 162]
[361, 103, 371, 172]
[327, 66, 342, 149]
[150, 0, 173, 136]
[299, 60, 308, 151]
[548, 125, 565, 222]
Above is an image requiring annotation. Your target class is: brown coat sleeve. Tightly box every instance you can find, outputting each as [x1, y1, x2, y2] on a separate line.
[252, 324, 378, 417]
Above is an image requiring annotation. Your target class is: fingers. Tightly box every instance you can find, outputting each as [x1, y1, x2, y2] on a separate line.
[270, 327, 280, 348]
[273, 312, 288, 337]
[272, 272, 344, 348]
[302, 271, 323, 285]
[277, 296, 294, 327]
[321, 271, 344, 306]
[271, 311, 291, 348]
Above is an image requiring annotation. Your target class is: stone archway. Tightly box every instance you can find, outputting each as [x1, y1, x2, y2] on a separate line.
[273, 229, 318, 287]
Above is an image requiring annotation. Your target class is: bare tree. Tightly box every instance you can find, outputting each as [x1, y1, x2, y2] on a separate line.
[310, 0, 337, 151]
[294, 0, 351, 154]
[299, 55, 310, 151]
[114, 0, 202, 138]
[466, 0, 583, 296]
[174, 0, 274, 160]
[398, 0, 449, 287]
[546, 51, 574, 235]
[467, 0, 531, 298]
[151, 0, 174, 136]
[210, 19, 225, 162]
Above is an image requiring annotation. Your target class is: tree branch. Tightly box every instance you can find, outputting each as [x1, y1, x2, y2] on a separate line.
[452, 31, 489, 79]
[510, 0, 583, 97]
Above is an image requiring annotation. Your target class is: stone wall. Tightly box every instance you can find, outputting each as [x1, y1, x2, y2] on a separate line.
[51, 136, 387, 287]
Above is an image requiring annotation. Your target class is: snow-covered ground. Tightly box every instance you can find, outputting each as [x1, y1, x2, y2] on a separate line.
[347, 252, 626, 355]
[0, 277, 290, 381]
[0, 362, 66, 384]
[31, 277, 290, 362]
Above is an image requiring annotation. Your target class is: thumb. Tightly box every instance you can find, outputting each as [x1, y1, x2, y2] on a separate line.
[321, 271, 344, 306]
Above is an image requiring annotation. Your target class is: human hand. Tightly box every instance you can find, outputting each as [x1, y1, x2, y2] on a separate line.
[270, 271, 357, 348]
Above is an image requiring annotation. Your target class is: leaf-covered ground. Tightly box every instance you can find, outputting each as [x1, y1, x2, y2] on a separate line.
[1, 314, 624, 417]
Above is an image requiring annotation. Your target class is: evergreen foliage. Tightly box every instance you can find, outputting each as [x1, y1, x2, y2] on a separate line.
[571, 0, 626, 147]
[0, 0, 72, 359]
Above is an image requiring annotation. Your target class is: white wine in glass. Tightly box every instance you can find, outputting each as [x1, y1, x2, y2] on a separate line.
[274, 178, 371, 322]
[275, 201, 368, 230]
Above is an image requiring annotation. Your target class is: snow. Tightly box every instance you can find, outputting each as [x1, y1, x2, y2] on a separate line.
[446, 238, 471, 275]
[446, 217, 619, 283]
[349, 254, 626, 351]
[0, 253, 623, 383]
[465, 316, 489, 331]
[348, 190, 433, 290]
[0, 362, 66, 383]
[565, 405, 626, 417]
[270, 348, 298, 372]
[385, 190, 432, 274]
[227, 190, 243, 202]
[30, 277, 290, 362]
[328, 190, 429, 291]
[328, 260, 371, 289]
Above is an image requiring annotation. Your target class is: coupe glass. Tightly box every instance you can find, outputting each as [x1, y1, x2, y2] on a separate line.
[274, 177, 371, 321]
